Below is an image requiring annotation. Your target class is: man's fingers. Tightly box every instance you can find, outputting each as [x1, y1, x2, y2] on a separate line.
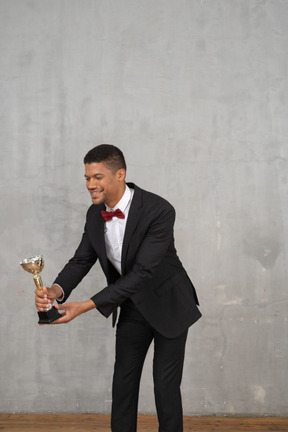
[35, 291, 53, 312]
[51, 313, 67, 324]
[54, 302, 66, 310]
[35, 288, 44, 298]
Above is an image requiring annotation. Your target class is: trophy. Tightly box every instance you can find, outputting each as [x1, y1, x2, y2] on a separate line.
[20, 255, 62, 324]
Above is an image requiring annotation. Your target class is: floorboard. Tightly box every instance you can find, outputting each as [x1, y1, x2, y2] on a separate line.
[0, 414, 287, 432]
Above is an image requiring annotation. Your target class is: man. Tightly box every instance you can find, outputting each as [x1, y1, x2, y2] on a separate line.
[35, 144, 201, 432]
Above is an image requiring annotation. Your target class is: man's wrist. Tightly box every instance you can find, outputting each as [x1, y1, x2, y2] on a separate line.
[80, 299, 97, 313]
[51, 284, 64, 300]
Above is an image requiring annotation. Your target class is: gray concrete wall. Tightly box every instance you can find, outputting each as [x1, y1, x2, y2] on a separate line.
[1, 0, 287, 416]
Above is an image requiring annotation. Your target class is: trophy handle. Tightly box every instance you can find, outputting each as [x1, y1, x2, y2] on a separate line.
[33, 273, 43, 291]
[33, 273, 52, 312]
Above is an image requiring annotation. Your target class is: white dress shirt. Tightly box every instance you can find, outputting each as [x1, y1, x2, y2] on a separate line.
[104, 185, 134, 274]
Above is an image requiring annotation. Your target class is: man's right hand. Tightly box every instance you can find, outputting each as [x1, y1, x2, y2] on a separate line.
[35, 285, 63, 312]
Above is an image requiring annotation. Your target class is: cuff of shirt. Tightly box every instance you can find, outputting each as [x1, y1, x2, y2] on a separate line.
[54, 284, 65, 302]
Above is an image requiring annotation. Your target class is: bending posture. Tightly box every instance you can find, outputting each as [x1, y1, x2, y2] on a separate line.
[35, 144, 202, 432]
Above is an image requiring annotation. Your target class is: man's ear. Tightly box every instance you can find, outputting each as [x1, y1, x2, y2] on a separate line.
[117, 168, 126, 181]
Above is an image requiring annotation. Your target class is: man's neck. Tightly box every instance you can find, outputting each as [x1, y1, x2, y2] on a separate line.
[105, 183, 127, 209]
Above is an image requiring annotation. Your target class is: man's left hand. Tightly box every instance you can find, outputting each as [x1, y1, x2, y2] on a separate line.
[39, 299, 96, 325]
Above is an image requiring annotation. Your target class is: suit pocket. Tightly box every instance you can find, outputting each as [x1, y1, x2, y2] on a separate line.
[154, 272, 185, 297]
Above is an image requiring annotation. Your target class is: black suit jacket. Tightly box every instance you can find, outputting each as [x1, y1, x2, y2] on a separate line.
[54, 183, 201, 338]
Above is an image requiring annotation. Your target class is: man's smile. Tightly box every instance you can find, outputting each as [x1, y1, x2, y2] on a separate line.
[90, 189, 104, 198]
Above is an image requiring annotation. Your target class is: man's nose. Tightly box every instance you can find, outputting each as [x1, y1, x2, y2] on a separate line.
[88, 179, 98, 189]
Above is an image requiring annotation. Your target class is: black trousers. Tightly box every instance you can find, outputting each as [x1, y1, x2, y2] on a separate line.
[111, 300, 188, 432]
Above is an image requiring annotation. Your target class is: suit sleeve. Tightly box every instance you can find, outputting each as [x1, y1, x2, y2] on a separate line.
[53, 224, 98, 303]
[91, 202, 176, 317]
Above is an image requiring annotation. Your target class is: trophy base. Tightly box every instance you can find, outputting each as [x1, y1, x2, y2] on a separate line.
[38, 306, 62, 324]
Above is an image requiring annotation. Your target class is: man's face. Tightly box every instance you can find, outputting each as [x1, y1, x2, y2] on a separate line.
[85, 162, 126, 208]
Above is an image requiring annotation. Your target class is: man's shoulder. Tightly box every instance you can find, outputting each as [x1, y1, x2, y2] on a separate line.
[128, 183, 175, 212]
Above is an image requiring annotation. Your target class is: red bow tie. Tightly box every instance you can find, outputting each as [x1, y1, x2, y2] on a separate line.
[101, 208, 125, 222]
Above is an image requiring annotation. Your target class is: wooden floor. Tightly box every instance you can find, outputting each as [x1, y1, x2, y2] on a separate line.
[0, 414, 287, 432]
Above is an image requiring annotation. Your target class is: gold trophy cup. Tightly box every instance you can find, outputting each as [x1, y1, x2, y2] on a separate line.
[20, 255, 62, 324]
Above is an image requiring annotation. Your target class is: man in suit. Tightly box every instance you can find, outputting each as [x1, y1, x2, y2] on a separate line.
[35, 144, 201, 432]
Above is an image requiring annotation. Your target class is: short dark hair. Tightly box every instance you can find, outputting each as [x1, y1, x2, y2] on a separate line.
[83, 144, 126, 173]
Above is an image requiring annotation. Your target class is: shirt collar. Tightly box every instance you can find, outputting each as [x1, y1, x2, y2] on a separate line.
[105, 184, 132, 213]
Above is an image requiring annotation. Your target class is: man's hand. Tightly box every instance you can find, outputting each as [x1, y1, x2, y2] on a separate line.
[35, 284, 62, 312]
[39, 299, 96, 325]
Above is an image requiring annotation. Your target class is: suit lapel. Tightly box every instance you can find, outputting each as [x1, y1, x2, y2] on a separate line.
[91, 204, 110, 276]
[121, 184, 143, 275]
